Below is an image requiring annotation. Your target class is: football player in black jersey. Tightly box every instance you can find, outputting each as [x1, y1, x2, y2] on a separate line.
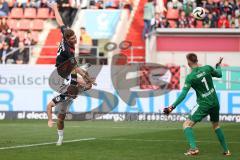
[46, 2, 95, 145]
[48, 2, 95, 88]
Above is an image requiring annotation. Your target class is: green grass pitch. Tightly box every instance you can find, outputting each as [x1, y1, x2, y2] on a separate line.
[0, 120, 239, 160]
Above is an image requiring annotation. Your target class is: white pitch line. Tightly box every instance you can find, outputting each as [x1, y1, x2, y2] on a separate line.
[98, 138, 240, 144]
[0, 138, 96, 150]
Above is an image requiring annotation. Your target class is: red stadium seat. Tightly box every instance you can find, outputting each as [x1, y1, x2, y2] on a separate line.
[7, 19, 18, 30]
[10, 8, 24, 19]
[18, 19, 31, 30]
[24, 8, 37, 19]
[31, 31, 39, 42]
[196, 20, 203, 28]
[37, 8, 50, 19]
[31, 19, 44, 30]
[49, 10, 55, 19]
[166, 9, 179, 20]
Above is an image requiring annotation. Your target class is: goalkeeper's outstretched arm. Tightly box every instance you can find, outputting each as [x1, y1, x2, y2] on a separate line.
[163, 77, 191, 115]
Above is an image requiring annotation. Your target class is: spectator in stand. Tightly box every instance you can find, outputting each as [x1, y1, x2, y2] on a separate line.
[167, 0, 182, 10]
[80, 0, 89, 9]
[105, 0, 119, 9]
[5, 0, 14, 9]
[212, 11, 219, 24]
[122, 0, 134, 12]
[23, 31, 37, 46]
[0, 17, 9, 34]
[162, 0, 239, 29]
[235, 9, 240, 18]
[41, 0, 48, 8]
[151, 12, 161, 30]
[183, 0, 195, 17]
[89, 0, 97, 9]
[188, 15, 196, 28]
[218, 13, 230, 28]
[0, 29, 6, 42]
[96, 0, 104, 9]
[143, 0, 154, 39]
[220, 0, 233, 16]
[204, 0, 215, 13]
[234, 16, 239, 28]
[14, 0, 30, 9]
[229, 16, 238, 28]
[0, 0, 9, 17]
[30, 0, 42, 8]
[178, 10, 189, 28]
[203, 13, 218, 28]
[4, 28, 12, 45]
[57, 0, 78, 26]
[79, 27, 93, 55]
[13, 41, 29, 64]
[9, 30, 20, 48]
[159, 17, 170, 28]
[58, 0, 72, 26]
[0, 42, 13, 64]
[155, 0, 166, 14]
[68, 0, 79, 25]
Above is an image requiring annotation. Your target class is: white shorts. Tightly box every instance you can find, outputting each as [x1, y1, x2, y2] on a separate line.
[55, 98, 73, 115]
[49, 69, 73, 94]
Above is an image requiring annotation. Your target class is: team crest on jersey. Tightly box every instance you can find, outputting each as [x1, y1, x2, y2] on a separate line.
[55, 96, 61, 102]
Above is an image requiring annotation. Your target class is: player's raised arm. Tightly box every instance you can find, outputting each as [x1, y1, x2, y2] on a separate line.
[210, 57, 223, 78]
[48, 2, 64, 27]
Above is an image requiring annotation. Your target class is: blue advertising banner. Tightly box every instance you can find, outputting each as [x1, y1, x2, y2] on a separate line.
[82, 10, 121, 39]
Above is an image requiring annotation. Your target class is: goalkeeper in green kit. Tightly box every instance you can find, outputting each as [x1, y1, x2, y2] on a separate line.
[163, 53, 231, 156]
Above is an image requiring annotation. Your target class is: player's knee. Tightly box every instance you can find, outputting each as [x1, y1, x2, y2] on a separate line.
[183, 120, 194, 129]
[58, 114, 66, 122]
[212, 122, 219, 130]
[183, 121, 190, 129]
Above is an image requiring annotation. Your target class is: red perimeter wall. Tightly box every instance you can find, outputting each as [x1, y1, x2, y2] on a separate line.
[156, 36, 240, 52]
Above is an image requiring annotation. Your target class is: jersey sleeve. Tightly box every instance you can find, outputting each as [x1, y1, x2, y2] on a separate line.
[52, 94, 66, 105]
[60, 25, 67, 36]
[207, 65, 222, 78]
[172, 76, 191, 108]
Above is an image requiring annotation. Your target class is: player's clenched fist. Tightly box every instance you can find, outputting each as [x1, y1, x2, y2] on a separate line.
[163, 105, 174, 115]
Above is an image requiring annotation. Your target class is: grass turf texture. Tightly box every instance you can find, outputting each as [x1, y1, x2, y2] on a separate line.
[0, 120, 239, 160]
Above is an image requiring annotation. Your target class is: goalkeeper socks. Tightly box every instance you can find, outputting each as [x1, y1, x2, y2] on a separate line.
[215, 128, 228, 152]
[184, 127, 197, 149]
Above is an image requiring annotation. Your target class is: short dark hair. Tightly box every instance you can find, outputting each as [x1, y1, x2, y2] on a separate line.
[63, 28, 75, 40]
[186, 53, 198, 63]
